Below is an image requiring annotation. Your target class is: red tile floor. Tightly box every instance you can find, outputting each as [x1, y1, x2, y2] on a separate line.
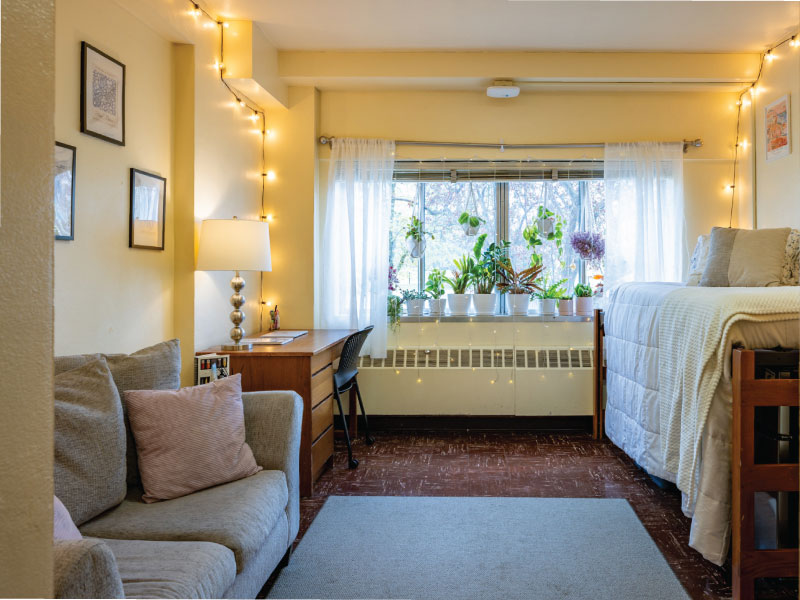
[260, 431, 797, 600]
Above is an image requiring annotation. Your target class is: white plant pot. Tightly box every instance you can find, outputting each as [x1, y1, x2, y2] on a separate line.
[428, 298, 447, 316]
[558, 298, 573, 316]
[406, 299, 426, 316]
[576, 296, 593, 316]
[540, 298, 557, 315]
[463, 224, 480, 236]
[537, 217, 555, 235]
[406, 236, 426, 258]
[507, 294, 530, 316]
[447, 293, 472, 316]
[472, 293, 497, 316]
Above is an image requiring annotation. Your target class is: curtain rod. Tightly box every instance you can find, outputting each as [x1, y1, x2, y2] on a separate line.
[318, 137, 703, 153]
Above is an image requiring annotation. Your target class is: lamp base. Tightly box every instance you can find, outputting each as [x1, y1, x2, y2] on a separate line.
[221, 343, 253, 352]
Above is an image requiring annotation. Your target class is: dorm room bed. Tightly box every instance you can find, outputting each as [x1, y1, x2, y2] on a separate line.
[598, 282, 800, 566]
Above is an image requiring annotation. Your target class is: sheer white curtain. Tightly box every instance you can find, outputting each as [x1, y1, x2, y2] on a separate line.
[321, 138, 395, 358]
[604, 142, 687, 291]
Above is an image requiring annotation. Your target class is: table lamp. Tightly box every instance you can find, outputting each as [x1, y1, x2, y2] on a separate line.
[196, 217, 271, 350]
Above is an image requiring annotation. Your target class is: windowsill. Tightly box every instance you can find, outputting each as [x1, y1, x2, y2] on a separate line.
[398, 314, 593, 323]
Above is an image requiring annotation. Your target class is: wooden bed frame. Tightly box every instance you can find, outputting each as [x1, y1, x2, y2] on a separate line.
[592, 310, 799, 599]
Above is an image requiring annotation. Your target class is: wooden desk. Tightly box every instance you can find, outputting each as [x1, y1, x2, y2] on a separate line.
[197, 329, 355, 496]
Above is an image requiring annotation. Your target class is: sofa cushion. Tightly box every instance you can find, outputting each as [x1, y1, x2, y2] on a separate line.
[124, 374, 261, 503]
[102, 538, 236, 599]
[80, 470, 288, 572]
[55, 339, 182, 487]
[55, 358, 127, 525]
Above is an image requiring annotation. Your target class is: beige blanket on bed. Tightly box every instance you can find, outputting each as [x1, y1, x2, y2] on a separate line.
[658, 286, 800, 506]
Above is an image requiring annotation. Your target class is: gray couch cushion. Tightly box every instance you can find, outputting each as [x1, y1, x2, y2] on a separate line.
[55, 358, 127, 525]
[103, 538, 236, 599]
[54, 538, 124, 599]
[699, 227, 738, 287]
[55, 339, 182, 487]
[80, 470, 288, 572]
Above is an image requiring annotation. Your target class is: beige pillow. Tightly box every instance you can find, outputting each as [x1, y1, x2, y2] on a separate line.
[781, 229, 800, 285]
[124, 374, 261, 503]
[686, 234, 710, 286]
[700, 227, 790, 287]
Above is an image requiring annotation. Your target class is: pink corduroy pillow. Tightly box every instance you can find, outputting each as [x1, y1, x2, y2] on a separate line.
[124, 374, 261, 503]
[54, 495, 82, 540]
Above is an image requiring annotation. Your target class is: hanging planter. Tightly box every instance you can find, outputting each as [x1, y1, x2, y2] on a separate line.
[403, 215, 432, 259]
[537, 216, 555, 235]
[459, 182, 485, 236]
[406, 236, 426, 258]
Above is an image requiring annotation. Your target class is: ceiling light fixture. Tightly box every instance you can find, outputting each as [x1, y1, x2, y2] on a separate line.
[487, 80, 520, 98]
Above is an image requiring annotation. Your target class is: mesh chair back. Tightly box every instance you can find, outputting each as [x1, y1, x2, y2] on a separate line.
[334, 325, 373, 389]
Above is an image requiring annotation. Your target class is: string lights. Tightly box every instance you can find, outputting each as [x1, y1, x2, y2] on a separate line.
[728, 30, 799, 226]
[184, 0, 274, 328]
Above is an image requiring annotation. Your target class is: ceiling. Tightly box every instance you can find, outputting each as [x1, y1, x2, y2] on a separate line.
[203, 1, 800, 53]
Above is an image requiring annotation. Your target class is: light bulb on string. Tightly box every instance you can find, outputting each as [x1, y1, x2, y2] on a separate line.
[791, 36, 799, 49]
[765, 50, 775, 62]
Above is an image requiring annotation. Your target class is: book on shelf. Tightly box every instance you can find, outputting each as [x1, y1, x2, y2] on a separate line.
[194, 354, 230, 385]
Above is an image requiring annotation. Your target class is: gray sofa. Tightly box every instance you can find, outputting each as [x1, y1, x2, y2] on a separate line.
[52, 341, 303, 598]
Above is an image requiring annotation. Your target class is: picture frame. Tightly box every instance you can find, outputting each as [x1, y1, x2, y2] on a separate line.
[80, 42, 125, 145]
[129, 168, 166, 250]
[54, 142, 76, 241]
[765, 94, 791, 162]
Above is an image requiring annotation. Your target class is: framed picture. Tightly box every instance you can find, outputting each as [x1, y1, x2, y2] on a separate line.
[765, 94, 791, 162]
[54, 142, 76, 241]
[80, 42, 125, 145]
[129, 168, 166, 250]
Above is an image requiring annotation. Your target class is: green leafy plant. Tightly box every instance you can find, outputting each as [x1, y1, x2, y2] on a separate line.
[401, 289, 428, 301]
[532, 276, 568, 300]
[458, 211, 485, 229]
[404, 215, 433, 242]
[425, 268, 446, 299]
[496, 260, 544, 296]
[522, 206, 565, 268]
[387, 296, 404, 331]
[574, 283, 594, 298]
[557, 291, 574, 300]
[470, 234, 511, 294]
[443, 254, 476, 295]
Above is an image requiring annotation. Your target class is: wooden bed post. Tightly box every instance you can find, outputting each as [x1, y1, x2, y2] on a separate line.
[731, 349, 799, 600]
[592, 309, 604, 440]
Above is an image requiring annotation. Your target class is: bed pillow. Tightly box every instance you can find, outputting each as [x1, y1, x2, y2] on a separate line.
[53, 496, 82, 541]
[781, 229, 800, 286]
[686, 234, 710, 286]
[124, 374, 261, 503]
[700, 227, 790, 287]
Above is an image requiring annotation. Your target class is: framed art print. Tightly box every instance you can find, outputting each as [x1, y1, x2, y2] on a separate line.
[765, 94, 790, 162]
[129, 168, 166, 250]
[54, 142, 76, 241]
[81, 42, 125, 145]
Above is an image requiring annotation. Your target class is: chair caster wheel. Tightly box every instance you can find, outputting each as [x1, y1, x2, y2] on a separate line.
[365, 436, 375, 445]
[348, 458, 359, 469]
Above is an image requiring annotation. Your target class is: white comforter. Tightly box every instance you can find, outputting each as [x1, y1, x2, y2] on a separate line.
[604, 282, 799, 565]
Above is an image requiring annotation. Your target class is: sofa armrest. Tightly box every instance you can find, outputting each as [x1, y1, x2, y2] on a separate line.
[242, 390, 303, 545]
[54, 538, 124, 599]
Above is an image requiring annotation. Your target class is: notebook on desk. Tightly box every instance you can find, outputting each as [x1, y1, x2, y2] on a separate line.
[260, 330, 308, 339]
[241, 337, 294, 345]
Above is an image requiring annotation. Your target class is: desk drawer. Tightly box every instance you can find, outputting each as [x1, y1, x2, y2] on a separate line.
[311, 396, 333, 441]
[311, 425, 334, 480]
[311, 365, 333, 407]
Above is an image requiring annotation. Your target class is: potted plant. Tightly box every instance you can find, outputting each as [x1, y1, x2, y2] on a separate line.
[575, 283, 594, 315]
[458, 211, 485, 236]
[470, 234, 510, 316]
[402, 289, 428, 317]
[496, 260, 543, 315]
[569, 231, 605, 265]
[443, 254, 476, 315]
[404, 215, 433, 258]
[425, 268, 447, 315]
[533, 276, 568, 316]
[558, 293, 573, 316]
[523, 206, 565, 268]
[387, 295, 404, 331]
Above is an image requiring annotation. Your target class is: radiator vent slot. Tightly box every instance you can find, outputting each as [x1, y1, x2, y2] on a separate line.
[360, 346, 593, 370]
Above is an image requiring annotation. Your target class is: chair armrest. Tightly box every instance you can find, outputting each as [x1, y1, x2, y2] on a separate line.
[242, 390, 303, 545]
[54, 538, 124, 599]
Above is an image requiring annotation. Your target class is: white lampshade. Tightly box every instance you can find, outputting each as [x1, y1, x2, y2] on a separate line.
[196, 218, 272, 272]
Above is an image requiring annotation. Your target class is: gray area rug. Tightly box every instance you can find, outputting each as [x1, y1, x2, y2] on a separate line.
[267, 496, 689, 599]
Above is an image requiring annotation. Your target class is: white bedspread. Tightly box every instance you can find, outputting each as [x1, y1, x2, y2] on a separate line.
[604, 282, 799, 565]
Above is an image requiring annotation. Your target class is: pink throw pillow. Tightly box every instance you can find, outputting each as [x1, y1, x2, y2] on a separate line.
[54, 495, 82, 540]
[124, 374, 261, 503]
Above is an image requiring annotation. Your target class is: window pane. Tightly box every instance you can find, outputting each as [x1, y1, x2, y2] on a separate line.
[423, 182, 496, 285]
[389, 182, 418, 291]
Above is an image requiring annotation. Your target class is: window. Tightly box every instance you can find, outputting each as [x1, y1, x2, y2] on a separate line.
[389, 161, 605, 297]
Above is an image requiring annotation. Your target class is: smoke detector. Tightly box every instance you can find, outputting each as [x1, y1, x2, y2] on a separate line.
[487, 80, 520, 98]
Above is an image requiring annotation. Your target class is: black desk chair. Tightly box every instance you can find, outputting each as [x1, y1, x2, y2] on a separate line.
[334, 325, 375, 469]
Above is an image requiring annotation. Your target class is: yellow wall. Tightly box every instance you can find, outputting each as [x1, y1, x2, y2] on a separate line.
[54, 0, 174, 355]
[753, 40, 800, 229]
[0, 0, 55, 595]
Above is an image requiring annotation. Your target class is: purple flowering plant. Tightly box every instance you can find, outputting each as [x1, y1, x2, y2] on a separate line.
[388, 265, 400, 292]
[569, 231, 605, 263]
